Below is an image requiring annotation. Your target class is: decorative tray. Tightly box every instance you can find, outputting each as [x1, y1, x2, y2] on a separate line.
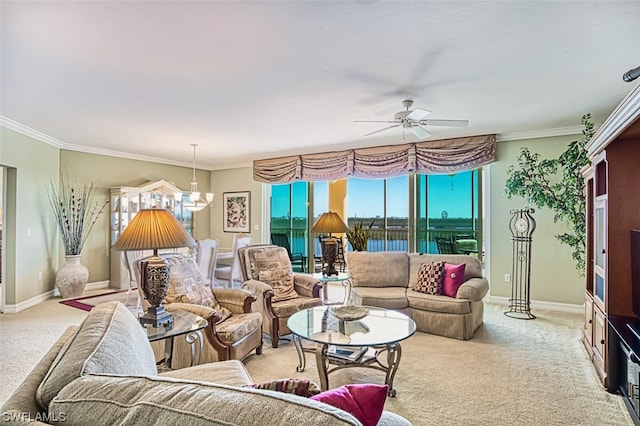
[330, 305, 369, 321]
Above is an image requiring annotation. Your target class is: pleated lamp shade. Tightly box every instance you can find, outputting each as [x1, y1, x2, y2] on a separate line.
[310, 211, 349, 234]
[112, 208, 196, 252]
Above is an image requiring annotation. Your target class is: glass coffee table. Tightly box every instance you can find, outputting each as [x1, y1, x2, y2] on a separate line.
[142, 309, 208, 370]
[287, 305, 416, 397]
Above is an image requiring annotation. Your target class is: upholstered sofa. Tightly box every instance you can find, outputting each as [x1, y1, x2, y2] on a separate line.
[346, 252, 489, 340]
[1, 301, 411, 426]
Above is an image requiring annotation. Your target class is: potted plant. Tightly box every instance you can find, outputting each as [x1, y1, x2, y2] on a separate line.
[49, 174, 108, 298]
[346, 219, 375, 252]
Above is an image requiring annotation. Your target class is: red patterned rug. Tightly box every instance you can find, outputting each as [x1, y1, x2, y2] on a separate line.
[59, 289, 139, 312]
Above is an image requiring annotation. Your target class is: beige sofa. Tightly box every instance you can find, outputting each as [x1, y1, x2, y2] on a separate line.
[346, 252, 489, 340]
[1, 301, 411, 426]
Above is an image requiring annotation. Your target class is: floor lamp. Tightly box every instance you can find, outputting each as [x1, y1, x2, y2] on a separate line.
[311, 211, 349, 276]
[113, 208, 196, 327]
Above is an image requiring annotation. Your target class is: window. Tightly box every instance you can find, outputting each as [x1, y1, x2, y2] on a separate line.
[269, 169, 481, 258]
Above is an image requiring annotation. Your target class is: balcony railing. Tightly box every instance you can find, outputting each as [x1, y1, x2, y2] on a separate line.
[271, 226, 477, 255]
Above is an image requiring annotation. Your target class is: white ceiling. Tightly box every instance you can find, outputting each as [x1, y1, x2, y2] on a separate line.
[2, 1, 640, 170]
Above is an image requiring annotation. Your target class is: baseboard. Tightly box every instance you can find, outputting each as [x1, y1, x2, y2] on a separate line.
[1, 290, 56, 313]
[2, 280, 111, 313]
[487, 295, 583, 315]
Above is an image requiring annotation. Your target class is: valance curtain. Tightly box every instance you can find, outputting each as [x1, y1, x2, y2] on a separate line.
[253, 134, 496, 184]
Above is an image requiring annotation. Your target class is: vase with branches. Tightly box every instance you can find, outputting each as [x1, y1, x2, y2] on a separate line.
[505, 114, 594, 274]
[49, 174, 108, 297]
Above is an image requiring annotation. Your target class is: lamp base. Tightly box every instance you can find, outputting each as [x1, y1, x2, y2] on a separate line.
[321, 237, 339, 277]
[139, 305, 173, 328]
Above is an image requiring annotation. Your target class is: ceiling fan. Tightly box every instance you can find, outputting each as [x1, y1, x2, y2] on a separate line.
[354, 99, 469, 140]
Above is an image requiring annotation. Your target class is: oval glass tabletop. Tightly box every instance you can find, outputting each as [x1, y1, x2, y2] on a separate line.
[288, 305, 416, 347]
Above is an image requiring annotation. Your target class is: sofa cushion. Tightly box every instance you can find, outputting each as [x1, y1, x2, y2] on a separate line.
[49, 374, 361, 425]
[441, 263, 466, 297]
[311, 384, 388, 426]
[272, 296, 323, 318]
[159, 360, 253, 386]
[406, 292, 471, 314]
[215, 312, 263, 345]
[259, 267, 297, 302]
[347, 251, 409, 288]
[413, 261, 445, 295]
[350, 287, 409, 309]
[36, 301, 157, 410]
[164, 255, 232, 321]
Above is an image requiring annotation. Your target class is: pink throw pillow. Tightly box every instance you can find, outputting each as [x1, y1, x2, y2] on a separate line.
[310, 384, 387, 426]
[441, 263, 466, 297]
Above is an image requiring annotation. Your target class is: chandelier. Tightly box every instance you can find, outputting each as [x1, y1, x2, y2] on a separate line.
[184, 144, 214, 212]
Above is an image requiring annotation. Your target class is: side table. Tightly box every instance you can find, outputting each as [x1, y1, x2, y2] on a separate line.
[312, 273, 352, 305]
[142, 309, 208, 370]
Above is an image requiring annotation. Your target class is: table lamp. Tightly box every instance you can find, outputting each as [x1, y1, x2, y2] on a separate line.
[311, 211, 349, 276]
[113, 208, 196, 327]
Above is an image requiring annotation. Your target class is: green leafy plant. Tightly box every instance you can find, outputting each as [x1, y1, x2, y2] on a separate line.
[49, 173, 108, 256]
[346, 219, 375, 251]
[505, 114, 595, 274]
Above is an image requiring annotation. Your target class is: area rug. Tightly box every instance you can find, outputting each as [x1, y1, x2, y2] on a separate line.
[59, 289, 140, 313]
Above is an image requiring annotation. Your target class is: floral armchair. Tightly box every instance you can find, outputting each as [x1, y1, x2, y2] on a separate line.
[238, 245, 323, 348]
[135, 254, 263, 365]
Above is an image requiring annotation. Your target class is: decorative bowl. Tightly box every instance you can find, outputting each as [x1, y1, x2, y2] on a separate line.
[330, 305, 369, 321]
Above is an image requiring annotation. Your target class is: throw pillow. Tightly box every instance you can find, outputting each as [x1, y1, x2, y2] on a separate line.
[164, 255, 232, 322]
[245, 378, 321, 397]
[413, 261, 445, 294]
[258, 267, 298, 302]
[310, 384, 388, 426]
[36, 301, 157, 410]
[441, 262, 466, 298]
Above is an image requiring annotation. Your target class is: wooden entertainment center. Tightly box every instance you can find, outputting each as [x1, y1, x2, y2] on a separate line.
[582, 83, 640, 424]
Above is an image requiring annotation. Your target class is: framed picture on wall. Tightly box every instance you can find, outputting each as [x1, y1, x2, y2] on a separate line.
[223, 191, 250, 233]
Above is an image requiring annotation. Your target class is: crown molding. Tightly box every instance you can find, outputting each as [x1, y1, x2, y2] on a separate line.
[0, 115, 195, 169]
[586, 82, 640, 156]
[0, 115, 66, 148]
[496, 125, 584, 142]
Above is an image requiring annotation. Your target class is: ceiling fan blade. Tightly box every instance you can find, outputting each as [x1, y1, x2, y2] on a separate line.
[364, 124, 401, 136]
[411, 124, 431, 140]
[354, 120, 399, 123]
[406, 108, 431, 121]
[422, 119, 469, 127]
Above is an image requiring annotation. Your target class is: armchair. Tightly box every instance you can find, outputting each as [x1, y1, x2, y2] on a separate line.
[238, 245, 323, 348]
[135, 254, 263, 365]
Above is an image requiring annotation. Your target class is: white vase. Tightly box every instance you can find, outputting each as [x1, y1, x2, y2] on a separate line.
[56, 255, 89, 298]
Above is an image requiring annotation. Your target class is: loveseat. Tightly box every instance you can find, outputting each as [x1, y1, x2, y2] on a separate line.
[1, 301, 411, 425]
[346, 252, 489, 340]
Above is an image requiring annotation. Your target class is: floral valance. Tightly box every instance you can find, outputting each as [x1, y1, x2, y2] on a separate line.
[253, 134, 496, 183]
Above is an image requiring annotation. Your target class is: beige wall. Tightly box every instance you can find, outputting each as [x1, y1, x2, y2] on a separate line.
[210, 167, 265, 251]
[1, 128, 60, 305]
[59, 150, 211, 283]
[1, 125, 586, 308]
[488, 135, 584, 305]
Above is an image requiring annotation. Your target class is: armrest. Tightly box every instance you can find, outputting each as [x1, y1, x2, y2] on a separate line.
[164, 303, 222, 323]
[456, 277, 489, 302]
[293, 274, 322, 298]
[212, 288, 257, 314]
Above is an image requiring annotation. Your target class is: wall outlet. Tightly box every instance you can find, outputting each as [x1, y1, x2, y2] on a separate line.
[38, 271, 42, 280]
[254, 224, 259, 230]
[504, 273, 511, 282]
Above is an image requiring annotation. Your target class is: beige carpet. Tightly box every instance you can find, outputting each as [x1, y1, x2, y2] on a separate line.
[243, 303, 633, 426]
[1, 292, 633, 425]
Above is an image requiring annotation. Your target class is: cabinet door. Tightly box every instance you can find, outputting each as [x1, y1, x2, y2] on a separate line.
[593, 198, 607, 310]
[593, 306, 607, 381]
[584, 293, 594, 347]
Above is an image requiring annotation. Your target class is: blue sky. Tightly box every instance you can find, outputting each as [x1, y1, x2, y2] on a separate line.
[272, 172, 475, 219]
